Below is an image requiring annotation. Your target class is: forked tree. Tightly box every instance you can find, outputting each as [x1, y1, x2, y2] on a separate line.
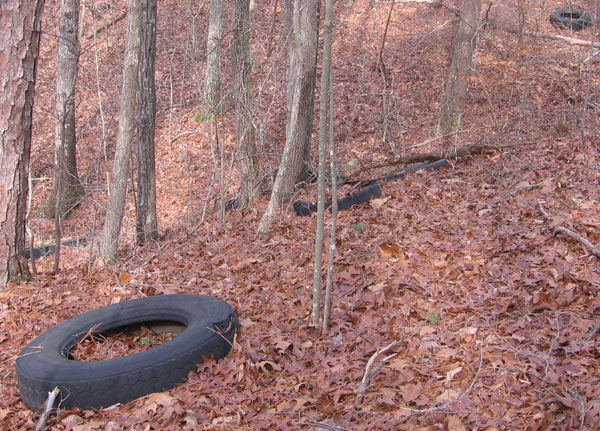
[99, 0, 142, 262]
[0, 0, 45, 282]
[437, 0, 482, 135]
[257, 0, 320, 233]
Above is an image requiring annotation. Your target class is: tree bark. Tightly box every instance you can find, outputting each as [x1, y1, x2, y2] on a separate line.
[99, 0, 141, 262]
[436, 0, 482, 136]
[0, 0, 45, 282]
[258, 0, 320, 233]
[232, 0, 260, 208]
[205, 0, 224, 112]
[136, 0, 158, 244]
[50, 0, 82, 219]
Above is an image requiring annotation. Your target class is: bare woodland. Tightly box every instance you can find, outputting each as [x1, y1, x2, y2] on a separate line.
[0, 0, 599, 429]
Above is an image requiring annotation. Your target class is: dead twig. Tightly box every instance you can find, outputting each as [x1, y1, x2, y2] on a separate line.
[376, 0, 395, 73]
[355, 340, 399, 407]
[265, 0, 278, 57]
[86, 12, 127, 40]
[404, 129, 472, 151]
[567, 376, 586, 429]
[35, 387, 60, 431]
[545, 318, 560, 374]
[539, 204, 600, 258]
[580, 319, 600, 346]
[405, 342, 484, 414]
[553, 226, 600, 258]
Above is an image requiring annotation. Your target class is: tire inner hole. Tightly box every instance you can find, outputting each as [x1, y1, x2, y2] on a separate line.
[67, 320, 186, 361]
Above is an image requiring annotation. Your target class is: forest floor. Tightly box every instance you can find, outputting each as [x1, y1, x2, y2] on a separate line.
[1, 0, 599, 429]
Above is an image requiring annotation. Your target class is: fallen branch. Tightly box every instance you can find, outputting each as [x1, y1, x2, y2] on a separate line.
[355, 340, 399, 407]
[580, 319, 600, 346]
[553, 226, 600, 257]
[539, 204, 600, 258]
[524, 30, 599, 48]
[361, 143, 491, 172]
[35, 387, 60, 431]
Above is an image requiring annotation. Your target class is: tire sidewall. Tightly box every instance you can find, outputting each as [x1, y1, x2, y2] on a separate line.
[550, 9, 592, 31]
[16, 294, 237, 410]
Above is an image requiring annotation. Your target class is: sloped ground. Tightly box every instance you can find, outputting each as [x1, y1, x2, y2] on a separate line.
[1, 0, 599, 429]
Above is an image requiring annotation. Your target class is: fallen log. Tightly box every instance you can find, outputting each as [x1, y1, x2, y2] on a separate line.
[359, 143, 490, 172]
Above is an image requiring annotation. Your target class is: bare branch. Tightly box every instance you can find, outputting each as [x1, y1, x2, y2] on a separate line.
[553, 226, 600, 258]
[355, 340, 399, 406]
[35, 387, 60, 431]
[539, 204, 600, 258]
[86, 12, 127, 39]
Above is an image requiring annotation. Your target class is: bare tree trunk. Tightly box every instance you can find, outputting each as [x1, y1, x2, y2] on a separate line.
[0, 0, 45, 282]
[313, 0, 334, 326]
[436, 0, 482, 136]
[232, 0, 260, 208]
[258, 0, 319, 234]
[205, 0, 223, 112]
[136, 0, 158, 244]
[99, 0, 142, 262]
[49, 0, 82, 220]
[323, 72, 337, 332]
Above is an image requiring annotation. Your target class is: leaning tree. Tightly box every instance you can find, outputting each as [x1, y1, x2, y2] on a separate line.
[99, 0, 142, 262]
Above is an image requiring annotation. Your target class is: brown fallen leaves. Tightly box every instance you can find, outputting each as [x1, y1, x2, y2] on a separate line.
[2, 0, 600, 430]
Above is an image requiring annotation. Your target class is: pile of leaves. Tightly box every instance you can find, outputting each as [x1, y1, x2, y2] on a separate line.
[1, 0, 599, 429]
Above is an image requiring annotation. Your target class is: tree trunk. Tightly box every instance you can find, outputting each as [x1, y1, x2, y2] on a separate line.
[436, 0, 482, 136]
[283, 0, 294, 119]
[205, 0, 223, 112]
[232, 0, 260, 208]
[136, 0, 158, 244]
[0, 0, 45, 282]
[50, 0, 82, 220]
[258, 0, 320, 233]
[313, 0, 334, 326]
[99, 0, 142, 262]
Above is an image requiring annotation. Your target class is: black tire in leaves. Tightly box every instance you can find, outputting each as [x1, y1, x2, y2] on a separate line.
[550, 9, 592, 31]
[16, 295, 238, 410]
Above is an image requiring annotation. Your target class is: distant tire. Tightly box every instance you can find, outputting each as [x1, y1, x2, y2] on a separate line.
[16, 295, 238, 410]
[550, 9, 592, 31]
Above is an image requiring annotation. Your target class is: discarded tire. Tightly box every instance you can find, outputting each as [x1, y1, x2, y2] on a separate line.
[16, 294, 238, 410]
[550, 9, 592, 31]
